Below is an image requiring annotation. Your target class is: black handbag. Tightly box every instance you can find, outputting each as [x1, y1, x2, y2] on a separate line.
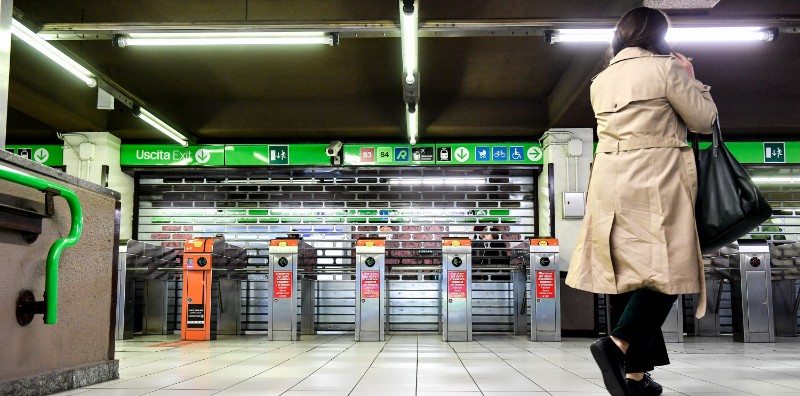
[691, 119, 772, 253]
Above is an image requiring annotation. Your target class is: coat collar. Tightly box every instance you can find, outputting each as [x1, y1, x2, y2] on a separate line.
[609, 47, 669, 66]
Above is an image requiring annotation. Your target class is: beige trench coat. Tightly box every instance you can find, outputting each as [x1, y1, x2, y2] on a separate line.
[565, 47, 718, 318]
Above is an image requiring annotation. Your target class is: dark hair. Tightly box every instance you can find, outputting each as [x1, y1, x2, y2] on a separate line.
[612, 7, 672, 56]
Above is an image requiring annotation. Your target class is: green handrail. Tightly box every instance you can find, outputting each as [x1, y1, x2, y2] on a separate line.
[0, 165, 83, 324]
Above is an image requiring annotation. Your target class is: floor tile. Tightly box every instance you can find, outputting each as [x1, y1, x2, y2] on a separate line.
[48, 333, 800, 396]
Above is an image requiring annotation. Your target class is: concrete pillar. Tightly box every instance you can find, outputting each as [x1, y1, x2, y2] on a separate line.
[538, 128, 595, 334]
[62, 132, 134, 240]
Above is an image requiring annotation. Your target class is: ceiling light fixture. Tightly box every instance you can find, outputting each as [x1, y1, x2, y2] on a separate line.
[134, 107, 189, 147]
[400, 1, 418, 85]
[10, 19, 97, 87]
[406, 104, 418, 146]
[114, 32, 338, 47]
[545, 26, 776, 44]
[751, 176, 799, 184]
[400, 0, 420, 145]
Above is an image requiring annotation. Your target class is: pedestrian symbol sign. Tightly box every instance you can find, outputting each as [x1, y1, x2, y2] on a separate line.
[269, 145, 289, 164]
[764, 142, 785, 163]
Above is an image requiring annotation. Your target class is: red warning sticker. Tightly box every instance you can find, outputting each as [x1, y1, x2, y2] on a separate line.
[536, 271, 556, 299]
[448, 271, 467, 298]
[274, 271, 293, 298]
[361, 271, 380, 298]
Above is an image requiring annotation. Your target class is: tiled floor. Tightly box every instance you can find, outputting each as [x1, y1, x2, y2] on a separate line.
[55, 333, 800, 396]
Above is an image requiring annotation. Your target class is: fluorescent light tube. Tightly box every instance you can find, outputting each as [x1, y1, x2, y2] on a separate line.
[136, 108, 189, 147]
[406, 108, 418, 145]
[399, 1, 418, 84]
[11, 19, 97, 87]
[751, 177, 799, 184]
[117, 32, 336, 46]
[665, 27, 775, 42]
[549, 27, 775, 43]
[551, 29, 614, 43]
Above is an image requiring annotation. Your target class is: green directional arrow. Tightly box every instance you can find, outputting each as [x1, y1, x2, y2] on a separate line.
[197, 150, 208, 161]
[455, 147, 469, 161]
[34, 149, 48, 162]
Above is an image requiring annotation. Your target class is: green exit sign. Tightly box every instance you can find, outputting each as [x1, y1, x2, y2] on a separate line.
[6, 145, 64, 166]
[764, 142, 785, 163]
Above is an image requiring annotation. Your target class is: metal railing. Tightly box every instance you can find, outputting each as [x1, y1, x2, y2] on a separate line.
[1, 165, 83, 324]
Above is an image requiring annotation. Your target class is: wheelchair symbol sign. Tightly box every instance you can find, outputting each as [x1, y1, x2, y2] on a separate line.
[510, 146, 524, 161]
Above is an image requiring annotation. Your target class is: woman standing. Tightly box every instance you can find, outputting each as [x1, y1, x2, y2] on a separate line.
[565, 7, 717, 396]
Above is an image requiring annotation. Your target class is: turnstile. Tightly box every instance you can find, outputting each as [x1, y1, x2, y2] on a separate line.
[529, 238, 561, 341]
[442, 237, 472, 342]
[182, 237, 216, 341]
[661, 298, 684, 342]
[269, 238, 300, 341]
[144, 279, 170, 335]
[730, 240, 775, 342]
[355, 238, 386, 341]
[218, 278, 242, 335]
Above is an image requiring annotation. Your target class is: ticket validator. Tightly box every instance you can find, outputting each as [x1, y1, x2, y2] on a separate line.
[181, 237, 217, 341]
[355, 238, 386, 341]
[441, 237, 472, 342]
[269, 238, 300, 341]
[529, 238, 561, 342]
[731, 240, 775, 343]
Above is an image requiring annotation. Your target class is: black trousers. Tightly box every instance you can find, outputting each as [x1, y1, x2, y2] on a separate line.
[609, 288, 678, 373]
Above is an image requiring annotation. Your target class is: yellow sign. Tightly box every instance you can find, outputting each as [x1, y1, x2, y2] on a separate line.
[366, 241, 375, 247]
[452, 240, 461, 247]
[193, 240, 203, 247]
[278, 241, 288, 247]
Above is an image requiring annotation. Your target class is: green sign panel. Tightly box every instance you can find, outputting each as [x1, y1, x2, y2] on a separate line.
[693, 142, 799, 164]
[5, 145, 63, 166]
[764, 142, 786, 163]
[344, 144, 437, 166]
[120, 145, 224, 166]
[224, 144, 329, 166]
[344, 143, 543, 165]
[435, 143, 543, 165]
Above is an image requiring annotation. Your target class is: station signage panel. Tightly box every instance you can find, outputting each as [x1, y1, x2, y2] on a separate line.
[5, 145, 63, 166]
[344, 144, 436, 166]
[120, 145, 224, 166]
[344, 142, 543, 165]
[224, 144, 329, 166]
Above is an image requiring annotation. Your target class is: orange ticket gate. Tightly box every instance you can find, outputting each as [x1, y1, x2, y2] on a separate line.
[269, 238, 300, 341]
[181, 237, 216, 341]
[441, 238, 472, 342]
[355, 238, 386, 342]
[529, 238, 561, 342]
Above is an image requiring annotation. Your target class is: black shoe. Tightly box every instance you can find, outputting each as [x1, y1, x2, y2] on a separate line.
[590, 337, 630, 396]
[626, 372, 663, 396]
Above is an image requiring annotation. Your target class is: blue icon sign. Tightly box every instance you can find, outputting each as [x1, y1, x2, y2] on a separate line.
[475, 146, 490, 161]
[509, 146, 524, 161]
[492, 146, 508, 161]
[394, 147, 409, 162]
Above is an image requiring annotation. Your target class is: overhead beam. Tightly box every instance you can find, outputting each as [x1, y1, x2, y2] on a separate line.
[37, 18, 800, 40]
[8, 79, 105, 131]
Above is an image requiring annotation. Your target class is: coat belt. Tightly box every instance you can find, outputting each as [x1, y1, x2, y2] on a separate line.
[596, 137, 687, 153]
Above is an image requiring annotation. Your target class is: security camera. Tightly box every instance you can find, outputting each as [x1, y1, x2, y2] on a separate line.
[326, 141, 343, 156]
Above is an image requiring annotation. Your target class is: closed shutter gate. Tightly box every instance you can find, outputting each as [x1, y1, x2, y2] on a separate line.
[135, 167, 538, 332]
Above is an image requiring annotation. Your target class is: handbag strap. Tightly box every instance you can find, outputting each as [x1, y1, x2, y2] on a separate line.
[691, 117, 722, 158]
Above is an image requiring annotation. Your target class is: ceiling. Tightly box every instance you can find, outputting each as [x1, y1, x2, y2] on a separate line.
[5, 0, 800, 146]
